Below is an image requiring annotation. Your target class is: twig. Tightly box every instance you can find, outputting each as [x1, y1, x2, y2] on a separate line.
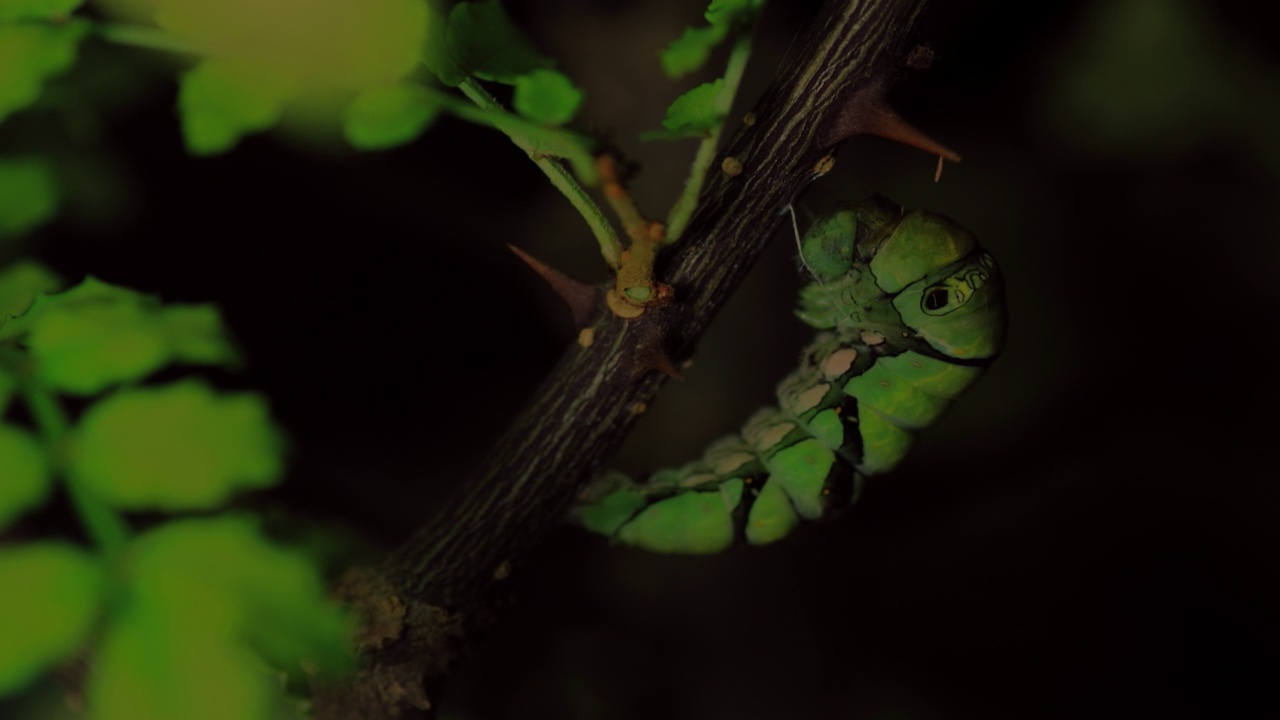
[456, 80, 624, 267]
[315, 1, 935, 717]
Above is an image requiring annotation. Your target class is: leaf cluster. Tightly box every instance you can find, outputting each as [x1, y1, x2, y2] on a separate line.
[0, 1, 794, 717]
[0, 271, 352, 719]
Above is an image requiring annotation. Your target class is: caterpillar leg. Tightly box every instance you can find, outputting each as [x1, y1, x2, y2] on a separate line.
[573, 469, 745, 553]
[572, 419, 863, 553]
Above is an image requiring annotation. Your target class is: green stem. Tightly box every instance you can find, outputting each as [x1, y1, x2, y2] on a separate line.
[93, 21, 624, 267]
[665, 34, 755, 244]
[24, 387, 129, 554]
[454, 80, 623, 267]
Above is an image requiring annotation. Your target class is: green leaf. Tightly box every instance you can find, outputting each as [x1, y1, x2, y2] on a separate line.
[92, 608, 271, 720]
[659, 0, 764, 79]
[0, 158, 58, 237]
[4, 277, 238, 394]
[0, 543, 104, 697]
[646, 79, 725, 139]
[659, 25, 726, 79]
[513, 69, 583, 125]
[343, 84, 440, 150]
[0, 260, 62, 320]
[178, 59, 293, 156]
[423, 0, 465, 86]
[90, 517, 351, 720]
[0, 424, 51, 531]
[0, 20, 88, 124]
[705, 0, 766, 27]
[156, 0, 426, 90]
[0, 0, 84, 21]
[447, 0, 554, 83]
[70, 380, 284, 511]
[154, 303, 239, 365]
[157, 0, 430, 153]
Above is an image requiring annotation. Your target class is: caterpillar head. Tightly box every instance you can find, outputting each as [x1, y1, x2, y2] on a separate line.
[798, 200, 1006, 362]
[873, 211, 1006, 362]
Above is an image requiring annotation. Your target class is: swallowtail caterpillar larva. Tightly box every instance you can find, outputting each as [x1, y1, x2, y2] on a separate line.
[573, 196, 1007, 553]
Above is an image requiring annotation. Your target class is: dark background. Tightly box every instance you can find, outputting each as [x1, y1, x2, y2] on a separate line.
[6, 0, 1278, 718]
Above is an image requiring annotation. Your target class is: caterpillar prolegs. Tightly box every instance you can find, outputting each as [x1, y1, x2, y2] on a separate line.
[573, 197, 1007, 553]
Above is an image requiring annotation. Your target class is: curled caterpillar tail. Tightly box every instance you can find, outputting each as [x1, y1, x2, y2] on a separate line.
[573, 197, 1007, 553]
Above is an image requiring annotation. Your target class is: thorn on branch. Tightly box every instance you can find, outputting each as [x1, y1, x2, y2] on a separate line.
[905, 44, 935, 70]
[508, 244, 600, 330]
[821, 80, 961, 168]
[632, 325, 683, 380]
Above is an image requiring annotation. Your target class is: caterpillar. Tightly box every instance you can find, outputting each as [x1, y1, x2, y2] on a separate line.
[572, 196, 1007, 553]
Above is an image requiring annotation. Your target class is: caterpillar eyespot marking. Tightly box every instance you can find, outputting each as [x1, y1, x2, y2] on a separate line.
[572, 197, 1007, 554]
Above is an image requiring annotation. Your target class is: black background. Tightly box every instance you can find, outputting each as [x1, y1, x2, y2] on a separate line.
[7, 1, 1279, 718]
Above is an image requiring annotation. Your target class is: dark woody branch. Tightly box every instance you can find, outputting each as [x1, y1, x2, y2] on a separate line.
[313, 1, 950, 717]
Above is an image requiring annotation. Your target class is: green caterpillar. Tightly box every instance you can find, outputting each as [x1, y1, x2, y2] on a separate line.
[573, 196, 1007, 553]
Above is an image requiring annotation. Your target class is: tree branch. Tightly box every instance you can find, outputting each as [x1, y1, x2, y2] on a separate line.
[314, 1, 933, 717]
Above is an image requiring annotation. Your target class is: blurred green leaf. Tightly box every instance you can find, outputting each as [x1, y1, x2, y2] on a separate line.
[70, 380, 284, 511]
[0, 260, 62, 320]
[423, 0, 465, 86]
[155, 303, 240, 365]
[0, 424, 51, 531]
[0, 20, 87, 123]
[0, 159, 58, 238]
[513, 69, 583, 125]
[153, 0, 428, 153]
[2, 277, 237, 394]
[447, 0, 554, 84]
[91, 603, 272, 720]
[90, 517, 351, 720]
[705, 0, 765, 26]
[1042, 0, 1264, 159]
[343, 84, 440, 150]
[178, 58, 292, 156]
[659, 0, 763, 79]
[155, 0, 426, 88]
[0, 0, 85, 21]
[0, 543, 104, 697]
[660, 25, 725, 80]
[645, 79, 724, 139]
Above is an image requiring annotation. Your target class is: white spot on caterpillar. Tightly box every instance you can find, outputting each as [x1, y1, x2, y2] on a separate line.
[709, 451, 755, 476]
[786, 383, 829, 414]
[680, 472, 719, 489]
[823, 348, 858, 379]
[860, 330, 886, 346]
[722, 156, 743, 176]
[628, 402, 647, 416]
[493, 560, 513, 581]
[578, 327, 595, 347]
[749, 422, 795, 451]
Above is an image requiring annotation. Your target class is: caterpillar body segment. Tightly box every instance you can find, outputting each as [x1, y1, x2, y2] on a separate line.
[574, 197, 1007, 553]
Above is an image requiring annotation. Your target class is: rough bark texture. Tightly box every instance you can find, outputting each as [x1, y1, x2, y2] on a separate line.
[314, 1, 932, 717]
